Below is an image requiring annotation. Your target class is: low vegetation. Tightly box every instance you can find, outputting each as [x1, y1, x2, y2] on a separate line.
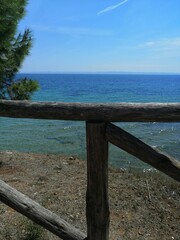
[0, 151, 179, 239]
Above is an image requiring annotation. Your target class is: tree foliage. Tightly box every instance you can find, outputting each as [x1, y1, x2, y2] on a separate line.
[0, 0, 39, 100]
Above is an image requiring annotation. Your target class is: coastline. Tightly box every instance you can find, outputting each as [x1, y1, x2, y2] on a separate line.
[0, 151, 180, 239]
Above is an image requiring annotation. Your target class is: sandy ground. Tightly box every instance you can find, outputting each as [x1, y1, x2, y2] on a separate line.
[0, 151, 180, 240]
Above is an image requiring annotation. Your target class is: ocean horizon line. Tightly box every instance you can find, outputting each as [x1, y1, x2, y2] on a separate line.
[19, 71, 180, 75]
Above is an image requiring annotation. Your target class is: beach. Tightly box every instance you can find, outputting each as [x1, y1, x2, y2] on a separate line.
[0, 151, 179, 239]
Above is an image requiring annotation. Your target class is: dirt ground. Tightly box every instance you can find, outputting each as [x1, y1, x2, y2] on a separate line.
[0, 151, 179, 240]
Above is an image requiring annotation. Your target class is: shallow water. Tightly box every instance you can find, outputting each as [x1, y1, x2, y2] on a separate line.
[0, 73, 179, 169]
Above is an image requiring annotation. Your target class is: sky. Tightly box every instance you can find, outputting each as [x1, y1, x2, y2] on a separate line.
[19, 0, 180, 73]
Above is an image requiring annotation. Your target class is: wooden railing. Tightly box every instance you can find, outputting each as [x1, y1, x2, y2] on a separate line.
[0, 100, 180, 240]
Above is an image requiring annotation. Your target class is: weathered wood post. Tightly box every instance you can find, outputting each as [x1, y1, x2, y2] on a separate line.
[86, 122, 109, 240]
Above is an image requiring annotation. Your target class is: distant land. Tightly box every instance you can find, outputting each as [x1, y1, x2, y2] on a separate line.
[19, 71, 180, 75]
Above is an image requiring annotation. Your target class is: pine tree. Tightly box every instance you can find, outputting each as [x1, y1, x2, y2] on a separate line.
[0, 0, 39, 100]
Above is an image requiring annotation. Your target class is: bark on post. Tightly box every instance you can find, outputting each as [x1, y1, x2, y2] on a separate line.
[86, 122, 109, 240]
[0, 100, 180, 122]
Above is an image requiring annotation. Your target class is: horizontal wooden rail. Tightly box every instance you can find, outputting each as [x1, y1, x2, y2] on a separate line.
[0, 180, 86, 240]
[106, 123, 180, 182]
[0, 100, 180, 122]
[0, 100, 180, 240]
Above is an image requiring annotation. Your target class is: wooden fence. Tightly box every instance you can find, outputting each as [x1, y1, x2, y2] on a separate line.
[0, 100, 180, 240]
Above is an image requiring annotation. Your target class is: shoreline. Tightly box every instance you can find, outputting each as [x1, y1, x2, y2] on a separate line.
[0, 149, 157, 171]
[0, 151, 180, 239]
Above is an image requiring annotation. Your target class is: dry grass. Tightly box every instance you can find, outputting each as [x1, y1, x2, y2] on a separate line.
[0, 151, 179, 240]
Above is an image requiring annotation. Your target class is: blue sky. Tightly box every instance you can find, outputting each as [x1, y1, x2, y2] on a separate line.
[19, 0, 180, 73]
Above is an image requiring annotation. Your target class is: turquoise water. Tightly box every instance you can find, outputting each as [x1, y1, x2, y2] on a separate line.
[0, 73, 180, 169]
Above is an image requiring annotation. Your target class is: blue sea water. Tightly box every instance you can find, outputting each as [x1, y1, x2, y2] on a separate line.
[0, 73, 180, 169]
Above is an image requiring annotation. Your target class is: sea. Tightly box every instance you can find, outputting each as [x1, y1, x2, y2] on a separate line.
[0, 73, 180, 169]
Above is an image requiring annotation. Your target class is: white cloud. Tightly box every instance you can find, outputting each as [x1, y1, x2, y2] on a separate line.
[139, 38, 180, 52]
[31, 25, 113, 36]
[145, 41, 155, 47]
[97, 0, 128, 16]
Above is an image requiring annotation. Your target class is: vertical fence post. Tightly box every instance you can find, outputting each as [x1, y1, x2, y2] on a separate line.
[86, 122, 109, 240]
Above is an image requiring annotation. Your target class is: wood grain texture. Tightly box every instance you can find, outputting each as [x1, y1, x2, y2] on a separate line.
[0, 180, 86, 240]
[0, 100, 180, 122]
[106, 123, 180, 182]
[86, 122, 109, 240]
